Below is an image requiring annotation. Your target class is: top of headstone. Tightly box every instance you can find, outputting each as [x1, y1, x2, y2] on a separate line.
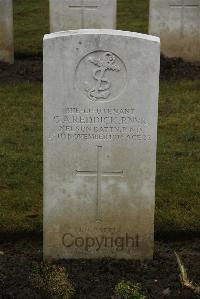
[44, 29, 160, 44]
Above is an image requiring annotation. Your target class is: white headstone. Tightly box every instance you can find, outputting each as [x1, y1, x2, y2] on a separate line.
[149, 0, 200, 62]
[43, 29, 160, 260]
[49, 0, 117, 32]
[0, 0, 14, 64]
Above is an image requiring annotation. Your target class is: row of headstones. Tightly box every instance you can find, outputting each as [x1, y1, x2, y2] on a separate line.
[0, 0, 200, 64]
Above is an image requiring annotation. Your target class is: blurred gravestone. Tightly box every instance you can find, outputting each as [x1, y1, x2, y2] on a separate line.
[49, 0, 117, 32]
[149, 0, 200, 62]
[43, 29, 160, 260]
[0, 0, 14, 64]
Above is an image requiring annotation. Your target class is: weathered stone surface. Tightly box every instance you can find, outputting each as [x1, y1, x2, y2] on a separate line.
[43, 29, 160, 260]
[149, 0, 200, 62]
[49, 0, 116, 32]
[0, 0, 14, 64]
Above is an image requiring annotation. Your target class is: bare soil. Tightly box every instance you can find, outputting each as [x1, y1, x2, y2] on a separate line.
[0, 57, 42, 84]
[0, 238, 200, 298]
[0, 55, 200, 84]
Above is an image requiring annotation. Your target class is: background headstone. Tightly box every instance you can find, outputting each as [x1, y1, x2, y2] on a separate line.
[43, 29, 160, 260]
[149, 0, 200, 62]
[49, 0, 117, 32]
[0, 0, 14, 64]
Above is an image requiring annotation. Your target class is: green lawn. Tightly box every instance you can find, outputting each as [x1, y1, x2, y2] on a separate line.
[14, 0, 49, 56]
[156, 81, 200, 233]
[0, 0, 199, 234]
[0, 84, 42, 233]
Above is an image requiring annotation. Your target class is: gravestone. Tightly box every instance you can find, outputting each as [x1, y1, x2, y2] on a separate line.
[49, 0, 116, 32]
[43, 29, 160, 260]
[0, 0, 14, 64]
[149, 0, 200, 62]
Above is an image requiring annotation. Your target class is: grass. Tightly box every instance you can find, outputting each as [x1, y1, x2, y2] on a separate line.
[14, 0, 49, 56]
[117, 0, 149, 33]
[0, 84, 42, 233]
[156, 81, 200, 233]
[175, 252, 200, 294]
[0, 81, 199, 234]
[114, 281, 146, 299]
[29, 263, 75, 298]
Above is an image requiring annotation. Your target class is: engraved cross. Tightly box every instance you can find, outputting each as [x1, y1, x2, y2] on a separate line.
[169, 0, 200, 37]
[75, 146, 123, 222]
[68, 0, 99, 28]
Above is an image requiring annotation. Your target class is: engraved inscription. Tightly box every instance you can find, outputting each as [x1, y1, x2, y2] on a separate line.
[76, 51, 127, 102]
[76, 145, 123, 222]
[68, 0, 99, 28]
[169, 0, 200, 37]
[87, 52, 121, 101]
[170, 0, 199, 8]
[48, 107, 152, 143]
